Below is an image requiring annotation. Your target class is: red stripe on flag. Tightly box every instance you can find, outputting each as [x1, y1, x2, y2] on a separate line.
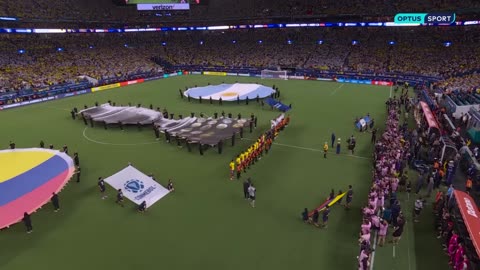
[308, 199, 333, 217]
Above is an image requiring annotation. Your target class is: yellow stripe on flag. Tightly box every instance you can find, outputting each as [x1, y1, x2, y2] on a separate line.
[328, 192, 346, 206]
[318, 192, 347, 212]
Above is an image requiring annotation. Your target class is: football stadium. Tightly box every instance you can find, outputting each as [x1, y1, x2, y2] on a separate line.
[1, 1, 480, 270]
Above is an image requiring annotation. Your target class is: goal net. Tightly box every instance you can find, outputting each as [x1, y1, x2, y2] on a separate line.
[261, 70, 288, 80]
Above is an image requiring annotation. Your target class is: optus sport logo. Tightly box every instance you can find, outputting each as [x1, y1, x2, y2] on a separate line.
[394, 13, 455, 25]
[124, 179, 145, 193]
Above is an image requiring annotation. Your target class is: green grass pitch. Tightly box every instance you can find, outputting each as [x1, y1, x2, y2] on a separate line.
[0, 75, 446, 270]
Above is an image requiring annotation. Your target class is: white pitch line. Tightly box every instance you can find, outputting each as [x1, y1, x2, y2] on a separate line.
[82, 127, 159, 146]
[241, 138, 370, 160]
[330, 84, 344, 96]
[389, 85, 393, 98]
[369, 209, 381, 270]
[403, 195, 412, 270]
[369, 229, 379, 270]
[393, 245, 396, 258]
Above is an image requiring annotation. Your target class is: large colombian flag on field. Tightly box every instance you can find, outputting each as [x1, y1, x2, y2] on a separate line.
[0, 148, 75, 229]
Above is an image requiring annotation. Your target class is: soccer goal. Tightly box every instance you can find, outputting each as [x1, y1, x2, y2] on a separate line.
[261, 70, 288, 80]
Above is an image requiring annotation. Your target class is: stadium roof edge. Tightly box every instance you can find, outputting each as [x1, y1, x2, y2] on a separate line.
[0, 21, 478, 34]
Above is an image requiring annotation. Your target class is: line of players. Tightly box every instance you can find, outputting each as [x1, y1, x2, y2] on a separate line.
[229, 115, 290, 180]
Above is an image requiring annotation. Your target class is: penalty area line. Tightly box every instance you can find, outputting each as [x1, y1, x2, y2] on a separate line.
[82, 127, 159, 146]
[241, 138, 370, 160]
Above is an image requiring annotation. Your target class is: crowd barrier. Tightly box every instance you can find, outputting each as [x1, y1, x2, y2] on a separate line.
[188, 71, 391, 86]
[177, 65, 435, 86]
[0, 89, 91, 110]
[0, 78, 147, 110]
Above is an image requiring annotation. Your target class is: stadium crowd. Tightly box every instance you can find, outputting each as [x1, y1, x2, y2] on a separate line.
[0, 27, 479, 95]
[0, 34, 162, 92]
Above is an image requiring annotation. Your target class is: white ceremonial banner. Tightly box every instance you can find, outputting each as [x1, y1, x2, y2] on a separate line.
[104, 165, 169, 207]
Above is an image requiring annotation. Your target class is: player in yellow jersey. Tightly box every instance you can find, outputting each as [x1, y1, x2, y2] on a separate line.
[247, 147, 252, 169]
[229, 160, 235, 180]
[236, 155, 241, 171]
[250, 145, 255, 165]
[323, 142, 329, 158]
[242, 151, 248, 172]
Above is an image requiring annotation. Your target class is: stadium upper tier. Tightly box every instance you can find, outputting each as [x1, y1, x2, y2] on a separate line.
[0, 0, 479, 25]
[0, 27, 479, 94]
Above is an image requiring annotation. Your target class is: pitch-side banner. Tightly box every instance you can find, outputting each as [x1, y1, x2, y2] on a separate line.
[371, 80, 394, 86]
[91, 83, 121, 92]
[104, 165, 170, 207]
[136, 3, 190, 11]
[119, 79, 144, 87]
[203, 71, 227, 76]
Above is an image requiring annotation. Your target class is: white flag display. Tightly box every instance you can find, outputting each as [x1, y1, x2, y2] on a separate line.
[104, 165, 170, 207]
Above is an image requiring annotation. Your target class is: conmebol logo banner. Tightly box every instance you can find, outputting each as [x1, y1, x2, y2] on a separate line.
[104, 165, 170, 207]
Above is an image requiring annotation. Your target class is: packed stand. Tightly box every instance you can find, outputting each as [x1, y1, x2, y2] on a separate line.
[0, 33, 162, 93]
[435, 73, 480, 94]
[1, 27, 480, 94]
[155, 27, 480, 79]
